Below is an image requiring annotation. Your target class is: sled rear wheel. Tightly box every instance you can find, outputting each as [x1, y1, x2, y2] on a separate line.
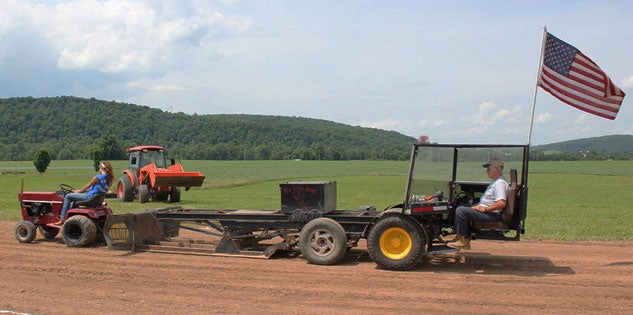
[299, 218, 347, 265]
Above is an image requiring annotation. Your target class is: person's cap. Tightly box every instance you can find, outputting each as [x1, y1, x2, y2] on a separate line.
[483, 157, 503, 168]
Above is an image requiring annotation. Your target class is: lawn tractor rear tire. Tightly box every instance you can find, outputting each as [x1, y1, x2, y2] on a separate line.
[62, 215, 97, 247]
[38, 225, 60, 239]
[299, 218, 347, 265]
[14, 221, 37, 243]
[117, 176, 134, 202]
[138, 184, 149, 203]
[367, 215, 426, 271]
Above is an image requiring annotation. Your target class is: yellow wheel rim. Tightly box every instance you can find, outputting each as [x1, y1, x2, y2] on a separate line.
[379, 227, 412, 260]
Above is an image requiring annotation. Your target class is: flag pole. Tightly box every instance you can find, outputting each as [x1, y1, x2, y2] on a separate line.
[527, 26, 548, 145]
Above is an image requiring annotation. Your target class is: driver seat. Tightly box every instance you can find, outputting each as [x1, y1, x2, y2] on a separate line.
[471, 169, 518, 232]
[73, 194, 106, 208]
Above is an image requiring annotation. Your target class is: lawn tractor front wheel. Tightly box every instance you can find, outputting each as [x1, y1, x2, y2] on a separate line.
[14, 221, 37, 243]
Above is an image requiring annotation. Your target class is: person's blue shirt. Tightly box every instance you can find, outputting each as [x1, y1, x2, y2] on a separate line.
[87, 173, 109, 197]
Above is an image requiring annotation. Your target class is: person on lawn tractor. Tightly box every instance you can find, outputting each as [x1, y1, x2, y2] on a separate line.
[56, 161, 114, 225]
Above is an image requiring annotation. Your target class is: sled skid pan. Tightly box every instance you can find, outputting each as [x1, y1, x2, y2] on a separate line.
[104, 209, 287, 259]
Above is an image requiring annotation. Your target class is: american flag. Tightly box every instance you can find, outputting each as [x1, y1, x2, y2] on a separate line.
[538, 32, 625, 120]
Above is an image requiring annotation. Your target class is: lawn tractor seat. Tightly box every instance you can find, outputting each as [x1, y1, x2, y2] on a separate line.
[471, 169, 518, 233]
[73, 194, 106, 208]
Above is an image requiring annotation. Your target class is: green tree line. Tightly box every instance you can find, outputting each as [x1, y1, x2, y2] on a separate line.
[0, 96, 416, 161]
[531, 134, 633, 155]
[529, 149, 633, 161]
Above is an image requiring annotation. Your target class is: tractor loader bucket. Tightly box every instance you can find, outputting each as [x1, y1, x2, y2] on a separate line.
[150, 172, 205, 188]
[104, 210, 278, 259]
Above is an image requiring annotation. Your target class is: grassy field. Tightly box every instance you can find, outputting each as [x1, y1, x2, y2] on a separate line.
[1, 159, 631, 240]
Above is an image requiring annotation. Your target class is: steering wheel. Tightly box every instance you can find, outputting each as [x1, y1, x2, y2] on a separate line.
[59, 184, 75, 195]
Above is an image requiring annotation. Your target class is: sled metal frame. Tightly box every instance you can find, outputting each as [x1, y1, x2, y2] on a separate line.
[106, 206, 456, 259]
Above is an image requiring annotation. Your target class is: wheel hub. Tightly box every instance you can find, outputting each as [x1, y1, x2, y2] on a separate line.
[380, 227, 412, 259]
[310, 229, 335, 256]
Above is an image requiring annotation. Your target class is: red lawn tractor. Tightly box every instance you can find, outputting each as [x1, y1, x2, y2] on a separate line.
[117, 145, 205, 203]
[15, 183, 113, 247]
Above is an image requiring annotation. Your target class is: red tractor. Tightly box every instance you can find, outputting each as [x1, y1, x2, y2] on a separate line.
[15, 183, 113, 247]
[117, 145, 205, 203]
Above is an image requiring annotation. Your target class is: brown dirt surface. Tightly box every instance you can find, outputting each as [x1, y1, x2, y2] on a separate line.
[1, 220, 632, 314]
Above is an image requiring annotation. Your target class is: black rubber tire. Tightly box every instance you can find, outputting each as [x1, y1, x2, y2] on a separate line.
[62, 215, 97, 247]
[117, 176, 134, 202]
[299, 217, 347, 265]
[169, 187, 181, 203]
[38, 225, 60, 239]
[153, 191, 169, 201]
[367, 215, 426, 271]
[14, 221, 37, 243]
[138, 184, 149, 203]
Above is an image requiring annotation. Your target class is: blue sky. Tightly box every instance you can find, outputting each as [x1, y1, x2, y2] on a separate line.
[1, 0, 632, 145]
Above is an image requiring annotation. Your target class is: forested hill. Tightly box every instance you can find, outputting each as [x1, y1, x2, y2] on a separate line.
[532, 135, 633, 155]
[0, 96, 417, 161]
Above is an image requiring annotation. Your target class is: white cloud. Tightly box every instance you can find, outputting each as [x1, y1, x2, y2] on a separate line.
[471, 101, 516, 135]
[472, 101, 515, 126]
[505, 105, 523, 123]
[573, 114, 589, 125]
[567, 115, 593, 133]
[536, 112, 552, 123]
[0, 0, 25, 33]
[472, 101, 496, 124]
[10, 0, 252, 74]
[127, 80, 186, 92]
[504, 126, 523, 135]
[621, 75, 633, 89]
[418, 119, 447, 128]
[492, 108, 510, 121]
[467, 125, 487, 135]
[359, 119, 405, 131]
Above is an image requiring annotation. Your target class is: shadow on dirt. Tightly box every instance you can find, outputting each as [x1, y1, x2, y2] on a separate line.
[413, 252, 575, 276]
[33, 236, 110, 247]
[606, 261, 633, 266]
[334, 249, 575, 277]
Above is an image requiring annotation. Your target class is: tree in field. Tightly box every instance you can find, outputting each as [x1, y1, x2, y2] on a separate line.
[33, 149, 51, 174]
[97, 135, 124, 160]
[89, 146, 103, 172]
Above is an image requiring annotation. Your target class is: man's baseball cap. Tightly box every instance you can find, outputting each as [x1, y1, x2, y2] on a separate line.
[483, 157, 504, 168]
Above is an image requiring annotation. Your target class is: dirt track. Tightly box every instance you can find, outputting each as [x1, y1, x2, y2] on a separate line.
[1, 220, 632, 314]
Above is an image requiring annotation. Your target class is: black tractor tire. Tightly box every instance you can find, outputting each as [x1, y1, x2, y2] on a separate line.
[38, 225, 60, 239]
[153, 191, 169, 201]
[367, 215, 427, 271]
[138, 184, 149, 203]
[117, 176, 134, 202]
[169, 187, 181, 203]
[299, 217, 347, 265]
[62, 215, 97, 247]
[14, 221, 37, 243]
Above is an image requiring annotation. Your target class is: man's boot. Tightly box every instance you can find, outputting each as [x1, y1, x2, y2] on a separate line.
[449, 234, 463, 242]
[447, 235, 470, 250]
